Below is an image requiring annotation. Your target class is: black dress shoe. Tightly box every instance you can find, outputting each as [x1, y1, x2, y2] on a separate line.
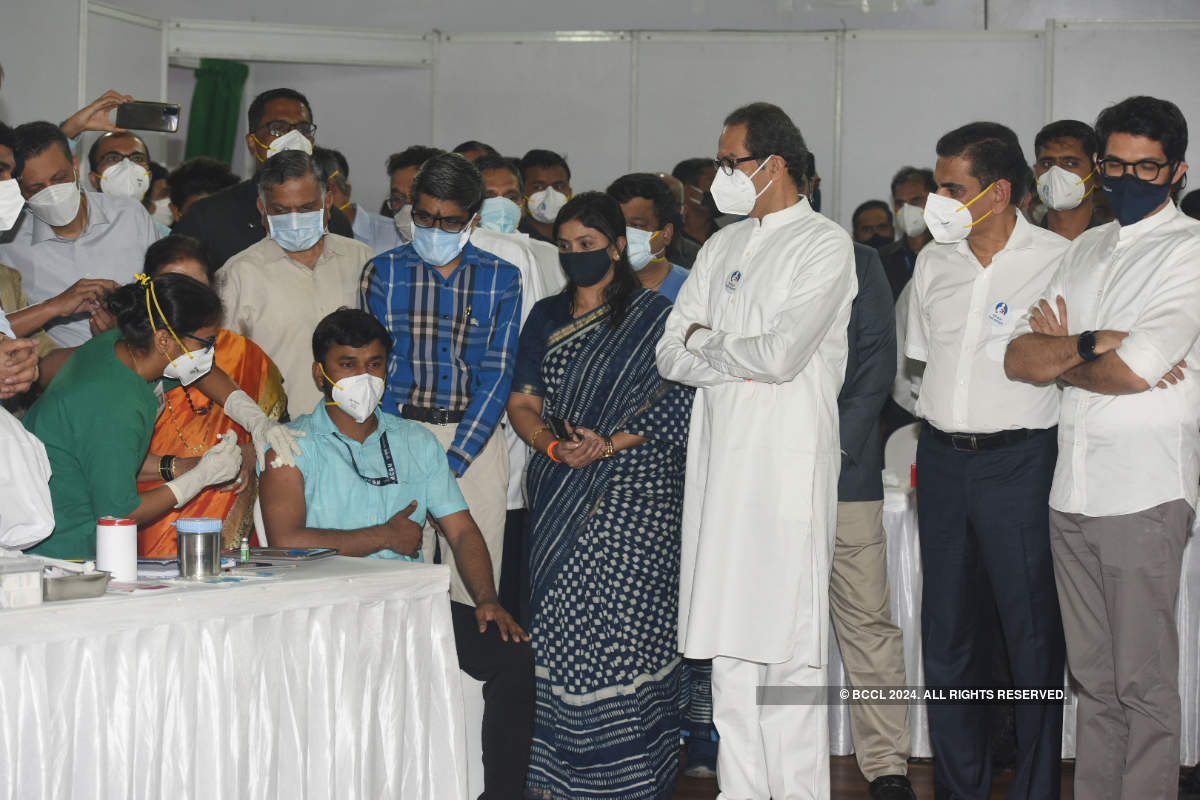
[869, 774, 917, 800]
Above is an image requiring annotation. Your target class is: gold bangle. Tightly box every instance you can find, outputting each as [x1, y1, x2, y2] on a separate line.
[529, 426, 551, 449]
[602, 437, 615, 459]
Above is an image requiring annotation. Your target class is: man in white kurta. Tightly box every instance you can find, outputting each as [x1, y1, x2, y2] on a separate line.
[657, 102, 856, 800]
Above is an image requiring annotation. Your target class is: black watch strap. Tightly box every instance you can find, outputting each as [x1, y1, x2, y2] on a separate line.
[1077, 330, 1100, 362]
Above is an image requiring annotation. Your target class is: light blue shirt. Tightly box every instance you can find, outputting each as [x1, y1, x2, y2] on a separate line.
[279, 400, 469, 560]
[657, 263, 690, 303]
[349, 204, 403, 255]
[0, 191, 161, 347]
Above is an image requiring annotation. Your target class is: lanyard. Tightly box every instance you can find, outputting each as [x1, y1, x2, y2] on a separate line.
[339, 432, 398, 486]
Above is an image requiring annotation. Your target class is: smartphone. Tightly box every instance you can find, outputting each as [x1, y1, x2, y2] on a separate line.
[115, 101, 181, 133]
[546, 416, 573, 440]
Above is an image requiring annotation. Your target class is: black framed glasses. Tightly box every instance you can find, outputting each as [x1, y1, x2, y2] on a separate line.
[1097, 156, 1174, 182]
[713, 155, 759, 176]
[96, 151, 150, 170]
[256, 120, 317, 139]
[183, 332, 217, 352]
[411, 208, 471, 232]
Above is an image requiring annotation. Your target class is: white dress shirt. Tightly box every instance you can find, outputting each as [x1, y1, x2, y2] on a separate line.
[349, 204, 403, 255]
[1015, 201, 1200, 516]
[0, 406, 53, 549]
[891, 281, 923, 416]
[0, 307, 13, 339]
[468, 227, 553, 510]
[906, 212, 1069, 433]
[0, 192, 160, 347]
[218, 233, 374, 417]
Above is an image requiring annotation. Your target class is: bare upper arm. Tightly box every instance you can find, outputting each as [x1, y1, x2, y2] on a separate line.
[433, 509, 481, 550]
[258, 462, 308, 543]
[506, 391, 543, 417]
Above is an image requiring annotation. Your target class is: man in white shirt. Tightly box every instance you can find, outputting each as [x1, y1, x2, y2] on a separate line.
[657, 102, 856, 800]
[219, 150, 373, 418]
[1005, 95, 1199, 800]
[905, 122, 1069, 800]
[0, 122, 159, 347]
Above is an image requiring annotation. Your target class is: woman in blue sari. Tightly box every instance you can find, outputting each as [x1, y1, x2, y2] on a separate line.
[507, 192, 693, 800]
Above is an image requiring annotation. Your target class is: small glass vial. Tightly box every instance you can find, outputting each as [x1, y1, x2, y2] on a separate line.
[239, 535, 250, 563]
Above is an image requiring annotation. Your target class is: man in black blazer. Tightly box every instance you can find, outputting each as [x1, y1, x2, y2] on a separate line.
[174, 87, 353, 268]
[833, 241, 915, 800]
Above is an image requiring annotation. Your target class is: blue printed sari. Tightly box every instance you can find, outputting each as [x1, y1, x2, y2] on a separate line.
[513, 289, 693, 800]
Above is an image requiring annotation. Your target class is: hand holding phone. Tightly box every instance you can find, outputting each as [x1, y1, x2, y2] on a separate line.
[114, 101, 181, 133]
[546, 416, 575, 441]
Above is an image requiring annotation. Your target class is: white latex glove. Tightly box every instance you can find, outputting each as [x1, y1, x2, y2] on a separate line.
[165, 431, 242, 507]
[221, 389, 304, 469]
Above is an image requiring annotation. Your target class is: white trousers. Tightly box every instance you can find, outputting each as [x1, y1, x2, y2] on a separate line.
[712, 649, 830, 800]
[415, 422, 509, 606]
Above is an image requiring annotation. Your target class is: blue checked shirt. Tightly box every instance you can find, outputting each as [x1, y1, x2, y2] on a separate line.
[365, 241, 522, 476]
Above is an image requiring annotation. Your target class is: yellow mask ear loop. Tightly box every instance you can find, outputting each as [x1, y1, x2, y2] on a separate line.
[319, 362, 343, 406]
[1077, 168, 1098, 202]
[251, 134, 270, 162]
[135, 273, 192, 361]
[958, 180, 998, 230]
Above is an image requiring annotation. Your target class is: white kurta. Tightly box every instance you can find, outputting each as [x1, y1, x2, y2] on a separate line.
[657, 197, 856, 666]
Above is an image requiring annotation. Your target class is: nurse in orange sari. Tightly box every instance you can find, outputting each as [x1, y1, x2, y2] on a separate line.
[136, 235, 287, 556]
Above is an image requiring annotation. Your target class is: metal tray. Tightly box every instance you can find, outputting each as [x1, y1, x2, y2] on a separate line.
[43, 571, 111, 602]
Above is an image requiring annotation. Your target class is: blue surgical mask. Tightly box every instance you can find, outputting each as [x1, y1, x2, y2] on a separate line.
[625, 226, 664, 271]
[1101, 172, 1174, 226]
[479, 197, 522, 235]
[268, 210, 326, 252]
[412, 223, 473, 267]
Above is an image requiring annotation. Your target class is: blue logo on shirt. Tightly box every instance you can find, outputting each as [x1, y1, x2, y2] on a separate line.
[988, 301, 1009, 325]
[725, 270, 742, 293]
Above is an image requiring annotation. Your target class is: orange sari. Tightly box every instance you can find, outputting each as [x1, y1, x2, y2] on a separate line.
[137, 329, 286, 557]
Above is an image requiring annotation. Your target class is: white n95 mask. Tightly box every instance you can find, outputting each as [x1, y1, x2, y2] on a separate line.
[895, 202, 927, 237]
[527, 187, 568, 224]
[150, 201, 175, 228]
[922, 182, 996, 244]
[100, 159, 151, 202]
[267, 129, 314, 159]
[1036, 166, 1095, 211]
[163, 345, 215, 386]
[709, 155, 774, 217]
[0, 179, 24, 231]
[394, 203, 414, 243]
[325, 370, 385, 424]
[27, 179, 82, 227]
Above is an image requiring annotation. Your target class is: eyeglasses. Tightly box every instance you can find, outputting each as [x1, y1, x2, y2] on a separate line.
[411, 208, 471, 233]
[256, 120, 318, 139]
[183, 332, 217, 352]
[96, 151, 150, 170]
[1097, 156, 1174, 183]
[713, 155, 759, 176]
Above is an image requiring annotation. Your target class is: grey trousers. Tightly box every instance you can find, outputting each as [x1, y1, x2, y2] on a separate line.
[1049, 499, 1193, 800]
[830, 500, 911, 781]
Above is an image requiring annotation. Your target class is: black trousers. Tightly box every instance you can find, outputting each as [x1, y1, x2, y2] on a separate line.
[498, 508, 531, 628]
[451, 601, 534, 800]
[916, 426, 1065, 800]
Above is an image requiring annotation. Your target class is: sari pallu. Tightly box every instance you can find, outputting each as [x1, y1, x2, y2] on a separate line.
[136, 329, 286, 557]
[522, 290, 694, 800]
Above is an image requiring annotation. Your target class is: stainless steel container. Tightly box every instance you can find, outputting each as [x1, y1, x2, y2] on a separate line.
[175, 518, 223, 579]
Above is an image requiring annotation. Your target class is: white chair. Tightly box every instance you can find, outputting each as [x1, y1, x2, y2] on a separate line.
[884, 422, 921, 486]
[460, 671, 485, 797]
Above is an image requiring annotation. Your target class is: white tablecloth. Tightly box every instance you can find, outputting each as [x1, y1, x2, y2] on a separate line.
[0, 557, 468, 799]
[829, 491, 1200, 766]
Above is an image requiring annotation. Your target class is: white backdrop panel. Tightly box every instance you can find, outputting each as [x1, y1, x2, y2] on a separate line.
[85, 11, 168, 165]
[1051, 22, 1200, 163]
[633, 33, 838, 210]
[435, 37, 633, 195]
[840, 31, 1046, 225]
[0, 0, 80, 128]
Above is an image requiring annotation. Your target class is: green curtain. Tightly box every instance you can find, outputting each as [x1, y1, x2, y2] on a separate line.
[184, 58, 250, 163]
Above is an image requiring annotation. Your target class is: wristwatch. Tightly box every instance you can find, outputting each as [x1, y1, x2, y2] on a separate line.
[1077, 330, 1100, 362]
